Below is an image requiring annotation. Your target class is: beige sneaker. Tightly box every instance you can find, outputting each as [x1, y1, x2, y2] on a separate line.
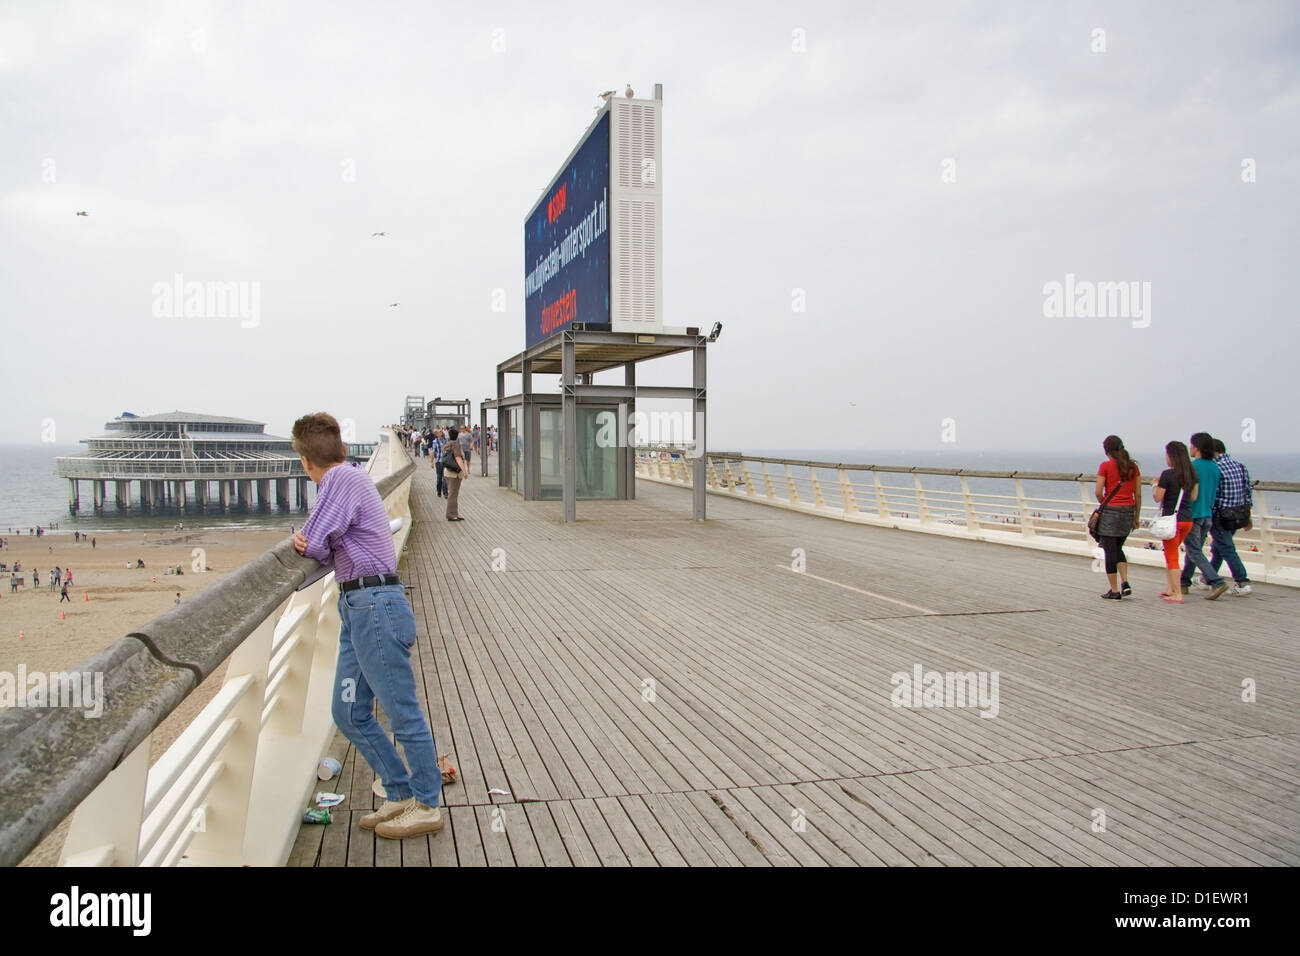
[360, 797, 415, 830]
[375, 802, 443, 839]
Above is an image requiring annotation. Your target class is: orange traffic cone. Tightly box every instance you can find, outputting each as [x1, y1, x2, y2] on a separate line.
[18, 630, 24, 640]
[84, 593, 89, 601]
[60, 611, 66, 620]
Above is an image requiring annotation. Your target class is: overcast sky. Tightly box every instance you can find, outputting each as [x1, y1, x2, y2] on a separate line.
[2, 0, 1296, 461]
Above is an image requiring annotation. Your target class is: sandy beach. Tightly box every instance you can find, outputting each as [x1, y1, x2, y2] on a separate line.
[0, 527, 288, 865]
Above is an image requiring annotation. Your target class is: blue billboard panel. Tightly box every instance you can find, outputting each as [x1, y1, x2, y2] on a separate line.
[524, 110, 610, 348]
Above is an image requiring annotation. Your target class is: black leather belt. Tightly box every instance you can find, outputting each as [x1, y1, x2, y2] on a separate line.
[340, 573, 401, 592]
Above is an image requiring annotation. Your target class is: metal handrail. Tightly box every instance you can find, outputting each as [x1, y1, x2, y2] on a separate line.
[635, 449, 1300, 586]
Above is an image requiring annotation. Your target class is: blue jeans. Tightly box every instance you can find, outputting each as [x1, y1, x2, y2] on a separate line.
[434, 461, 446, 496]
[1209, 514, 1250, 584]
[1180, 517, 1225, 588]
[332, 584, 441, 808]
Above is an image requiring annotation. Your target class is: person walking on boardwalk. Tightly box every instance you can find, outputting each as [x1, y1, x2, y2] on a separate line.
[1181, 433, 1229, 600]
[292, 412, 444, 839]
[1095, 435, 1141, 600]
[443, 426, 468, 521]
[1153, 441, 1197, 604]
[430, 428, 446, 498]
[1208, 438, 1253, 595]
[458, 422, 472, 469]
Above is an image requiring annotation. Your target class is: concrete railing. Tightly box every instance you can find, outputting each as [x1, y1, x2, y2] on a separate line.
[635, 450, 1300, 587]
[0, 430, 414, 867]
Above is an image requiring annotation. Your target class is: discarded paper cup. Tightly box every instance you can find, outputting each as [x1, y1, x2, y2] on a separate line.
[317, 756, 341, 781]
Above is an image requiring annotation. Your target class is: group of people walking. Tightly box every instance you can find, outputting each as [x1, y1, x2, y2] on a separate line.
[9, 565, 74, 600]
[1094, 432, 1254, 603]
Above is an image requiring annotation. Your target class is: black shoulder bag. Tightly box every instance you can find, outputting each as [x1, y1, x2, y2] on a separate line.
[1088, 480, 1124, 543]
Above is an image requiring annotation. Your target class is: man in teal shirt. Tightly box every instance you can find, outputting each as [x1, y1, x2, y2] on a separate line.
[1182, 432, 1227, 598]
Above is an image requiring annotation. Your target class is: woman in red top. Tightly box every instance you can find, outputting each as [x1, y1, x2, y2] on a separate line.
[1095, 435, 1142, 599]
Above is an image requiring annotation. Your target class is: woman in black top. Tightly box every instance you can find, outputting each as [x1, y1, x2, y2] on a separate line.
[1152, 440, 1198, 603]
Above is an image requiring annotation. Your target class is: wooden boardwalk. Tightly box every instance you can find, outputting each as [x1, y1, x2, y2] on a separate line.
[289, 458, 1300, 866]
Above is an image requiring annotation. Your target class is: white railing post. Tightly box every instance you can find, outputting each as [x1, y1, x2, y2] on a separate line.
[810, 466, 826, 509]
[742, 460, 756, 497]
[761, 461, 775, 499]
[721, 458, 736, 492]
[1015, 478, 1035, 538]
[839, 468, 858, 515]
[184, 597, 283, 865]
[1080, 482, 1094, 542]
[914, 474, 931, 524]
[873, 470, 890, 519]
[961, 476, 980, 532]
[784, 464, 799, 504]
[1254, 491, 1278, 576]
[59, 738, 151, 866]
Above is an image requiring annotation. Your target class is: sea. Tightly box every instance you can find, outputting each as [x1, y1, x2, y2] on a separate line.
[0, 444, 315, 533]
[2, 444, 1297, 532]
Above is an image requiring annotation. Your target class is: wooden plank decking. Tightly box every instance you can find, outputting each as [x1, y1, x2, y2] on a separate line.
[289, 458, 1300, 866]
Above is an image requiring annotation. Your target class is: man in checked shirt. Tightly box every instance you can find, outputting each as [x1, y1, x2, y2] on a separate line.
[292, 413, 444, 838]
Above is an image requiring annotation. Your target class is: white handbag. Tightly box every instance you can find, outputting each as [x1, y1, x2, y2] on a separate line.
[1149, 489, 1184, 540]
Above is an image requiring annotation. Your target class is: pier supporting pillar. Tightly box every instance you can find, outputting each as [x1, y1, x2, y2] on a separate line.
[237, 480, 250, 508]
[195, 481, 207, 508]
[68, 479, 79, 513]
[562, 333, 576, 523]
[114, 480, 127, 509]
[220, 481, 231, 512]
[692, 337, 707, 522]
[93, 480, 104, 511]
[175, 480, 187, 510]
[275, 478, 288, 507]
[257, 478, 271, 509]
[143, 481, 153, 511]
[624, 361, 636, 500]
[296, 477, 308, 510]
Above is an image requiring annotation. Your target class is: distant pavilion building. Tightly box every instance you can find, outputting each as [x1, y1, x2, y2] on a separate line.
[55, 411, 376, 514]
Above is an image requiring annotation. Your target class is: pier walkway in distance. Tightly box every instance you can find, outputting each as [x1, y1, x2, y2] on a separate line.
[289, 457, 1299, 866]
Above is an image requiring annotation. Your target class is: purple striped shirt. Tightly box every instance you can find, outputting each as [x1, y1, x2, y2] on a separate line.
[301, 462, 395, 582]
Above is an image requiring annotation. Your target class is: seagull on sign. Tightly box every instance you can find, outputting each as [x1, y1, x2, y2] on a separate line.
[598, 90, 615, 101]
[371, 231, 387, 237]
[75, 211, 88, 217]
[624, 84, 634, 98]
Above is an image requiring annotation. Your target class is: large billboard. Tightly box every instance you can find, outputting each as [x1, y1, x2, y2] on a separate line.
[524, 110, 610, 348]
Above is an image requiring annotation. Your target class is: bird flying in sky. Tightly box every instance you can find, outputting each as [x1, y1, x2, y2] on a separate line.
[389, 302, 399, 307]
[75, 211, 88, 216]
[371, 231, 386, 237]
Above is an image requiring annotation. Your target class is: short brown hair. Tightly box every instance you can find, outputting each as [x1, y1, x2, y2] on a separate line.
[292, 412, 347, 467]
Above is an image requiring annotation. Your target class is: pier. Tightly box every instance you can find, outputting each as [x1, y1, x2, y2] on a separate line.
[286, 454, 1299, 867]
[55, 411, 375, 516]
[4, 433, 1297, 867]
